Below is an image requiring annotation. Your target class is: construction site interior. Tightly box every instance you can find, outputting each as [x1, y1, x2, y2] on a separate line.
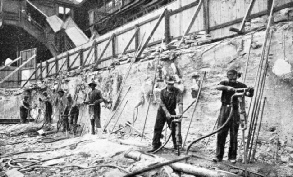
[1, 0, 293, 176]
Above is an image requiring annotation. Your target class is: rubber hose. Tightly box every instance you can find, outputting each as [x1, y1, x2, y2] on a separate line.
[152, 133, 172, 154]
[186, 94, 238, 154]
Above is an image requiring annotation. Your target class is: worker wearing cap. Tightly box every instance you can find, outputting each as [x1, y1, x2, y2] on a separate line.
[84, 80, 111, 135]
[19, 95, 31, 123]
[148, 75, 183, 153]
[213, 69, 247, 163]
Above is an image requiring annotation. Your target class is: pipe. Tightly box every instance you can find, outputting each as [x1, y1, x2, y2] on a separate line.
[251, 97, 266, 161]
[124, 150, 239, 177]
[182, 71, 206, 148]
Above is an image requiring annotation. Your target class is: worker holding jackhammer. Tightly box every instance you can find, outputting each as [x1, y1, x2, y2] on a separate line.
[213, 69, 248, 163]
[84, 80, 111, 135]
[147, 75, 183, 153]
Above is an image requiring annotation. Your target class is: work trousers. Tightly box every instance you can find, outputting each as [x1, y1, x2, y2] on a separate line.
[152, 108, 182, 148]
[216, 105, 240, 160]
[45, 111, 52, 124]
[19, 106, 28, 123]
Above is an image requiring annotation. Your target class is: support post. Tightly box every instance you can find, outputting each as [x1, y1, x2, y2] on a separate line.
[112, 34, 116, 58]
[136, 9, 167, 61]
[165, 9, 171, 44]
[46, 61, 49, 76]
[122, 27, 139, 54]
[55, 57, 58, 76]
[34, 56, 37, 82]
[67, 52, 70, 71]
[135, 27, 139, 50]
[184, 0, 203, 36]
[94, 41, 98, 63]
[203, 0, 210, 34]
[95, 34, 115, 67]
[80, 49, 84, 68]
[268, 0, 274, 24]
[39, 62, 42, 80]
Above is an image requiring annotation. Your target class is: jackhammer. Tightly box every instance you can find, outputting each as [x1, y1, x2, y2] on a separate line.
[171, 115, 187, 156]
[186, 87, 254, 155]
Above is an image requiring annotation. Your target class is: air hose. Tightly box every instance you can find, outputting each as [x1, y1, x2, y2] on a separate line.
[186, 94, 238, 154]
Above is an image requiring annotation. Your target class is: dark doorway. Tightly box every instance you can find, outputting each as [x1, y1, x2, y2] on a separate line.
[0, 25, 52, 66]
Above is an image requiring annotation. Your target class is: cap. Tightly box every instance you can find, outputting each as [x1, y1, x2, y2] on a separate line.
[88, 80, 97, 87]
[165, 75, 175, 84]
[227, 69, 238, 74]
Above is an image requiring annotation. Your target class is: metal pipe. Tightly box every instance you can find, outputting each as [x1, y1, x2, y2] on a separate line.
[111, 100, 128, 132]
[182, 71, 206, 148]
[246, 1, 275, 152]
[251, 97, 267, 161]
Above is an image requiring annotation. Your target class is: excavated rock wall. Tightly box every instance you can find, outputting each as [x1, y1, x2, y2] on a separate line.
[1, 22, 293, 149]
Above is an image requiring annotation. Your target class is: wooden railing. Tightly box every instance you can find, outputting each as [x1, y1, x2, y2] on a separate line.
[19, 0, 293, 86]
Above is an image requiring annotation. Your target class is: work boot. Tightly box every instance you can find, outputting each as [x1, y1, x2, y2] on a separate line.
[212, 157, 222, 163]
[90, 119, 95, 135]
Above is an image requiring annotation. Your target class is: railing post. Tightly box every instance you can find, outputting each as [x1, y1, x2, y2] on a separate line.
[268, 0, 274, 24]
[67, 52, 70, 71]
[34, 55, 37, 82]
[40, 62, 43, 80]
[55, 57, 59, 76]
[135, 25, 140, 50]
[203, 0, 210, 34]
[46, 61, 49, 76]
[112, 34, 116, 58]
[94, 41, 98, 63]
[165, 9, 171, 44]
[80, 49, 84, 68]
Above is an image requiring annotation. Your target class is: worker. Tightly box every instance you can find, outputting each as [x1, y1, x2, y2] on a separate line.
[147, 75, 183, 153]
[213, 69, 247, 163]
[84, 80, 111, 135]
[64, 94, 79, 134]
[55, 89, 68, 131]
[39, 92, 53, 125]
[19, 95, 31, 123]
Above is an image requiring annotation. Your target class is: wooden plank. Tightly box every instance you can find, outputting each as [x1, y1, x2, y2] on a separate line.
[122, 27, 139, 54]
[55, 57, 58, 76]
[239, 0, 256, 32]
[112, 34, 116, 58]
[94, 41, 98, 63]
[135, 9, 166, 61]
[184, 0, 203, 36]
[80, 49, 84, 68]
[83, 41, 96, 66]
[0, 55, 36, 84]
[67, 52, 70, 70]
[58, 54, 69, 72]
[165, 9, 171, 44]
[95, 34, 115, 67]
[46, 61, 49, 76]
[0, 57, 21, 71]
[203, 0, 210, 34]
[21, 66, 39, 88]
[68, 52, 81, 69]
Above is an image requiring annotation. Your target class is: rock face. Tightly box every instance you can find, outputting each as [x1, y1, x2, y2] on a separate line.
[2, 17, 293, 175]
